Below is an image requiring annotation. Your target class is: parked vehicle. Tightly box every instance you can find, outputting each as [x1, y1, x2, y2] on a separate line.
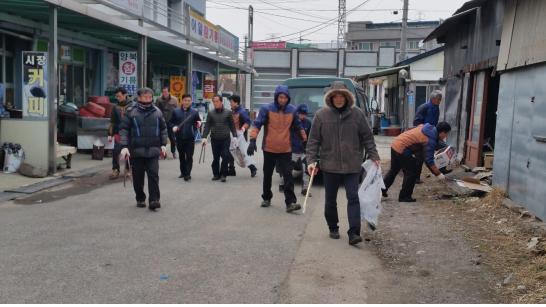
[281, 77, 371, 118]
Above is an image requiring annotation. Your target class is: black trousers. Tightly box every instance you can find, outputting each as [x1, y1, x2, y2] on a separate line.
[131, 157, 160, 203]
[167, 123, 176, 154]
[383, 149, 419, 200]
[211, 138, 231, 177]
[176, 139, 195, 177]
[323, 172, 361, 235]
[112, 142, 121, 171]
[262, 151, 296, 206]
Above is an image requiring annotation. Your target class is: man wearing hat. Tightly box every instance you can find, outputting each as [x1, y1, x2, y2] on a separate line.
[306, 81, 380, 245]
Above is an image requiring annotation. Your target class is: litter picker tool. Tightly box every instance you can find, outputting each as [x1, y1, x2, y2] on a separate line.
[302, 162, 317, 214]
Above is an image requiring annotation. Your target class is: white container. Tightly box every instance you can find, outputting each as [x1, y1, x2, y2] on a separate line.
[435, 146, 456, 169]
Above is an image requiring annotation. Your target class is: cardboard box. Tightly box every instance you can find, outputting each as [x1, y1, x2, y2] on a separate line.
[435, 146, 456, 169]
[484, 152, 494, 169]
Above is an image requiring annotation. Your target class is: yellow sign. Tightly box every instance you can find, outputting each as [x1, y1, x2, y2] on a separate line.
[170, 76, 186, 106]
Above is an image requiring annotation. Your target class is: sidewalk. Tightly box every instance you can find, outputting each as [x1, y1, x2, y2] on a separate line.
[0, 153, 111, 202]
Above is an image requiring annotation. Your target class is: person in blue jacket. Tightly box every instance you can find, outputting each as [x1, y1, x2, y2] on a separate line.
[413, 90, 443, 183]
[171, 94, 202, 181]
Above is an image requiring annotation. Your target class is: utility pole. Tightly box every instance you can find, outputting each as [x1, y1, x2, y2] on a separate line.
[248, 5, 254, 47]
[243, 35, 248, 63]
[337, 0, 346, 49]
[400, 0, 409, 61]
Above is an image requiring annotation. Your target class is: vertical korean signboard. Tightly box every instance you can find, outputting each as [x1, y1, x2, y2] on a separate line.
[203, 79, 216, 100]
[119, 51, 138, 96]
[169, 76, 186, 106]
[22, 52, 48, 119]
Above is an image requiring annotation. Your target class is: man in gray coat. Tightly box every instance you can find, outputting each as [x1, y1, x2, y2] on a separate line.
[306, 81, 380, 245]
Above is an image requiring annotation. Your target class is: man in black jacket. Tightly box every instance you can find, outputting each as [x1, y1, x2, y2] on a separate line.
[171, 94, 202, 181]
[108, 87, 132, 179]
[202, 95, 237, 183]
[120, 87, 168, 211]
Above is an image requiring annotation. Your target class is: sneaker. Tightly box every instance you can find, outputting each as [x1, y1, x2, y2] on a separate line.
[249, 165, 257, 178]
[212, 176, 221, 181]
[398, 197, 417, 203]
[227, 168, 236, 176]
[149, 201, 161, 211]
[348, 233, 363, 245]
[261, 200, 271, 207]
[301, 189, 312, 197]
[136, 201, 146, 208]
[286, 203, 302, 213]
[220, 176, 227, 182]
[381, 189, 388, 197]
[329, 229, 340, 239]
[109, 170, 120, 180]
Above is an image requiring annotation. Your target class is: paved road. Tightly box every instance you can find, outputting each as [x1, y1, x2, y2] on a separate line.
[0, 140, 319, 303]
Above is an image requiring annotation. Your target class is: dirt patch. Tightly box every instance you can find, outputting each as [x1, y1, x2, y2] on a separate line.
[14, 170, 120, 205]
[372, 167, 546, 303]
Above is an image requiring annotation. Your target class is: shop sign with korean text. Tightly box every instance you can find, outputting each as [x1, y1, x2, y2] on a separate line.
[169, 76, 186, 106]
[189, 9, 219, 49]
[203, 79, 216, 100]
[119, 51, 138, 96]
[218, 27, 239, 58]
[22, 52, 48, 119]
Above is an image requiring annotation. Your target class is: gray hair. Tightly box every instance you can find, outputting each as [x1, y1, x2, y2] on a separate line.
[137, 87, 154, 96]
[430, 90, 443, 100]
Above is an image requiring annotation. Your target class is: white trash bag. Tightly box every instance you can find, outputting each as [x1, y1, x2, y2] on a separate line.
[358, 160, 386, 229]
[229, 131, 256, 168]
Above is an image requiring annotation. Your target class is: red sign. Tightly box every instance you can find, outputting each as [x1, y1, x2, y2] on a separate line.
[251, 41, 287, 49]
[203, 79, 216, 99]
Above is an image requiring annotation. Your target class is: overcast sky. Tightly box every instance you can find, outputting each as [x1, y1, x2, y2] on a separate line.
[206, 0, 469, 47]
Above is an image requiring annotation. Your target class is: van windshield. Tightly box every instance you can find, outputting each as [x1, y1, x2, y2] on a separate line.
[288, 87, 328, 115]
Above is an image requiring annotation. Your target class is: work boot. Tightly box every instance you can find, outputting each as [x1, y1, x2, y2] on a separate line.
[348, 233, 363, 245]
[249, 165, 257, 178]
[136, 201, 146, 208]
[381, 189, 388, 197]
[398, 197, 417, 203]
[149, 201, 161, 211]
[212, 176, 221, 181]
[220, 176, 227, 183]
[261, 200, 271, 207]
[329, 229, 340, 239]
[109, 169, 120, 180]
[227, 167, 236, 176]
[286, 203, 302, 213]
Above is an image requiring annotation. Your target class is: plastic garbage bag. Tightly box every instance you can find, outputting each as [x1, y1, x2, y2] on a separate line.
[229, 131, 256, 168]
[3, 147, 24, 173]
[358, 160, 385, 229]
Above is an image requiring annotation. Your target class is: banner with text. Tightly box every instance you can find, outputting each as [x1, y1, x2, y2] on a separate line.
[119, 51, 138, 96]
[22, 51, 48, 119]
[189, 9, 219, 50]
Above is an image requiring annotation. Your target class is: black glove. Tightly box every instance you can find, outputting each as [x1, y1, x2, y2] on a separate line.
[247, 139, 257, 156]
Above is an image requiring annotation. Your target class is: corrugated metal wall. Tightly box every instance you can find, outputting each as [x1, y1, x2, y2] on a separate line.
[493, 63, 546, 220]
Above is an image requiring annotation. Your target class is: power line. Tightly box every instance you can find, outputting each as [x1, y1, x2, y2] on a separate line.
[207, 1, 326, 23]
[252, 0, 373, 42]
[254, 0, 331, 20]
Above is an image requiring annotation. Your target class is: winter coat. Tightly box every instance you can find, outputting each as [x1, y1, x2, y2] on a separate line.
[156, 95, 178, 123]
[202, 107, 237, 141]
[413, 101, 439, 126]
[170, 107, 202, 141]
[249, 85, 306, 154]
[291, 117, 312, 154]
[306, 82, 380, 174]
[120, 103, 168, 158]
[391, 123, 438, 167]
[109, 99, 132, 136]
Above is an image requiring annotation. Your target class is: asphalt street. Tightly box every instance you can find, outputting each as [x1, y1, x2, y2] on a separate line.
[0, 138, 394, 303]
